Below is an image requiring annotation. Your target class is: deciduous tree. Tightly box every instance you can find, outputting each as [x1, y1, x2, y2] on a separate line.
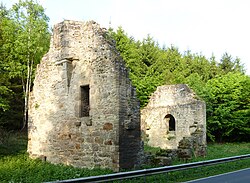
[201, 72, 250, 142]
[0, 0, 50, 130]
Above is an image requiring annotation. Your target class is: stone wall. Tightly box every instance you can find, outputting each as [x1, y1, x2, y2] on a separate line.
[28, 20, 142, 171]
[141, 84, 206, 156]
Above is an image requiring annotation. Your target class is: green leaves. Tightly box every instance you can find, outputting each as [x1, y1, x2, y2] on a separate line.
[0, 0, 50, 129]
[201, 73, 250, 142]
[0, 86, 12, 111]
[110, 27, 249, 142]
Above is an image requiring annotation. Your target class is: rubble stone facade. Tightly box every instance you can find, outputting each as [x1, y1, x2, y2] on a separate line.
[28, 20, 142, 171]
[141, 84, 206, 157]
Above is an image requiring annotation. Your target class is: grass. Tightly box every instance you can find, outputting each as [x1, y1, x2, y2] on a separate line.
[0, 132, 249, 182]
[0, 132, 112, 183]
[0, 153, 112, 183]
[144, 142, 250, 161]
[142, 143, 250, 182]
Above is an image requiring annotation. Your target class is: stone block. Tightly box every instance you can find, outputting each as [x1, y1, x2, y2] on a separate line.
[177, 149, 192, 160]
[104, 139, 113, 145]
[103, 123, 113, 131]
[154, 156, 172, 166]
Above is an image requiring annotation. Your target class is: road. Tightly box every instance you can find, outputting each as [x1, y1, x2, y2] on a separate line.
[186, 168, 250, 183]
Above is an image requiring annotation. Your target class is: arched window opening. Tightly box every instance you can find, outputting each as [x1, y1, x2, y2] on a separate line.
[165, 114, 175, 131]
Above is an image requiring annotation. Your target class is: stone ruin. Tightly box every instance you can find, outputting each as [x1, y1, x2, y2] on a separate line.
[28, 20, 142, 171]
[141, 84, 206, 159]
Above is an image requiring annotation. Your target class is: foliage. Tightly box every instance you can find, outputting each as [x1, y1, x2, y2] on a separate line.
[0, 4, 11, 113]
[200, 72, 250, 142]
[0, 0, 50, 129]
[109, 27, 249, 142]
[0, 85, 12, 112]
[219, 53, 245, 74]
[0, 153, 113, 183]
[144, 144, 162, 155]
[1, 132, 249, 182]
[0, 132, 112, 183]
[143, 143, 250, 182]
[0, 1, 249, 143]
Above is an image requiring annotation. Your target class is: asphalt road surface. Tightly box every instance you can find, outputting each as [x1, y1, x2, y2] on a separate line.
[186, 168, 250, 183]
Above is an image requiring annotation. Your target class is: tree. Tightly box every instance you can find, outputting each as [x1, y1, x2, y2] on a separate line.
[0, 4, 21, 129]
[219, 53, 245, 74]
[201, 72, 250, 142]
[109, 27, 147, 78]
[1, 0, 50, 130]
[139, 35, 161, 67]
[0, 4, 13, 113]
[110, 27, 249, 142]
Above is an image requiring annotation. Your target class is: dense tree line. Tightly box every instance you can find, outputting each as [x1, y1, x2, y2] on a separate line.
[109, 27, 250, 142]
[0, 1, 249, 142]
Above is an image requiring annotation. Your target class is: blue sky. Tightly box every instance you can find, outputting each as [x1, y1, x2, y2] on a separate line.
[3, 0, 250, 75]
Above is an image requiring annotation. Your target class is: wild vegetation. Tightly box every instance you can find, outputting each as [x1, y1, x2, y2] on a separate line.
[1, 0, 249, 142]
[0, 0, 250, 182]
[0, 0, 50, 130]
[0, 132, 250, 182]
[108, 28, 250, 142]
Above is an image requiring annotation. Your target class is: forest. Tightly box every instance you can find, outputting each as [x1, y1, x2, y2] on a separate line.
[0, 0, 249, 142]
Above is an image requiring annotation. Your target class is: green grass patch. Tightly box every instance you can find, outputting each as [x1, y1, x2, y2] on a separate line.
[144, 144, 163, 155]
[174, 142, 250, 164]
[144, 142, 250, 162]
[0, 153, 112, 183]
[0, 132, 250, 182]
[142, 142, 250, 182]
[0, 132, 112, 183]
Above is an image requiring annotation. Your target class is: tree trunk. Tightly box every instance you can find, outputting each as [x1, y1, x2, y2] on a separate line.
[21, 58, 30, 131]
[21, 26, 32, 131]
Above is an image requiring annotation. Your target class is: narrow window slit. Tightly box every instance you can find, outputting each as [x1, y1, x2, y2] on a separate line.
[80, 85, 90, 117]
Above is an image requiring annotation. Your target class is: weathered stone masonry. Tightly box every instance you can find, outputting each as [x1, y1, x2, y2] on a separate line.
[28, 20, 142, 171]
[141, 84, 206, 158]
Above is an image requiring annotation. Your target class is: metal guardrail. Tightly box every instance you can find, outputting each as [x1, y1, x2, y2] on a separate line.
[47, 154, 250, 183]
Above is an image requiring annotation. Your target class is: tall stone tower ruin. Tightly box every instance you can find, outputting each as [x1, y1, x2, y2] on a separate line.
[28, 20, 142, 171]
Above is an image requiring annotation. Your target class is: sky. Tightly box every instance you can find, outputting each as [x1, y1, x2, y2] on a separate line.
[3, 0, 250, 75]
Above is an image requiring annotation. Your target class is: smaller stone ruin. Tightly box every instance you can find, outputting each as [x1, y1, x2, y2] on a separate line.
[141, 84, 206, 159]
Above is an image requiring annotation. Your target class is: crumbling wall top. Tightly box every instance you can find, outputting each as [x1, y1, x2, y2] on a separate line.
[47, 20, 117, 63]
[145, 84, 203, 108]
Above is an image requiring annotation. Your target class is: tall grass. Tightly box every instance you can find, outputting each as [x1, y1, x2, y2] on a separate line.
[0, 132, 249, 182]
[0, 132, 112, 183]
[0, 153, 112, 183]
